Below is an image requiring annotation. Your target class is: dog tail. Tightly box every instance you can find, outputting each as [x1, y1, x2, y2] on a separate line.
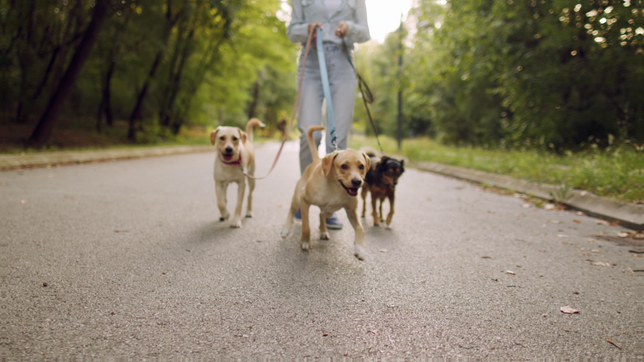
[360, 146, 379, 158]
[307, 125, 325, 163]
[246, 118, 265, 142]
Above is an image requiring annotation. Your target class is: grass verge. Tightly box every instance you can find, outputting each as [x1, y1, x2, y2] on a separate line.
[349, 135, 641, 203]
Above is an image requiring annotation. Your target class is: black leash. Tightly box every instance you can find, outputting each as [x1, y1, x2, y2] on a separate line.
[341, 37, 384, 154]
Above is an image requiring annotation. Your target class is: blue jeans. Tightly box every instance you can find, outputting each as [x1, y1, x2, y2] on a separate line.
[297, 42, 357, 174]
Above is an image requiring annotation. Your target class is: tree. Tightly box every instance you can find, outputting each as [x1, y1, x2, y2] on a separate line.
[28, 0, 110, 148]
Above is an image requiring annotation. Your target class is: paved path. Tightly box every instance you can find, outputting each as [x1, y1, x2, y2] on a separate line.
[2, 142, 641, 359]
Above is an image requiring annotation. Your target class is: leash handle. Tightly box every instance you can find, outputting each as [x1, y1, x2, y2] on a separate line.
[316, 27, 338, 151]
[341, 37, 384, 155]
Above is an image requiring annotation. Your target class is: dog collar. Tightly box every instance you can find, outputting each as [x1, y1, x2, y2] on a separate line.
[220, 154, 242, 165]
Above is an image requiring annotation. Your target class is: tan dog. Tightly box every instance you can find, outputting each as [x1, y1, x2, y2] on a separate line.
[281, 126, 371, 260]
[211, 118, 264, 228]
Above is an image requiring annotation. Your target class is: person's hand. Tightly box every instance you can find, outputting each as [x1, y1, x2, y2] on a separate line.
[308, 22, 322, 35]
[335, 21, 348, 37]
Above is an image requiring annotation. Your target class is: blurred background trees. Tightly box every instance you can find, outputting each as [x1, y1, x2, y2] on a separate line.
[4, 0, 296, 148]
[354, 0, 641, 151]
[3, 0, 640, 151]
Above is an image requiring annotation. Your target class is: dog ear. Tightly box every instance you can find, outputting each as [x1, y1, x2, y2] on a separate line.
[210, 127, 221, 145]
[378, 156, 390, 172]
[400, 159, 405, 173]
[322, 152, 338, 177]
[362, 152, 371, 172]
[238, 129, 247, 143]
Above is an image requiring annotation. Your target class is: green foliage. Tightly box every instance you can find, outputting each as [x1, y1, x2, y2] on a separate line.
[350, 135, 640, 203]
[4, 0, 297, 146]
[354, 0, 641, 150]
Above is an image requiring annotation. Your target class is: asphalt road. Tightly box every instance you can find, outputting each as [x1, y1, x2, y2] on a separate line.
[2, 141, 641, 359]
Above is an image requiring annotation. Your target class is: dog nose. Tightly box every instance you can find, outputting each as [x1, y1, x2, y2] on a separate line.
[225, 147, 233, 153]
[351, 179, 362, 187]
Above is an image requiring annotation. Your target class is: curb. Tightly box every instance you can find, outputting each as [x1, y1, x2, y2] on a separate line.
[416, 161, 642, 231]
[0, 145, 213, 170]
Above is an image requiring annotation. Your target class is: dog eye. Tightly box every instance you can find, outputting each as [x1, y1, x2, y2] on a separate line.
[358, 164, 364, 170]
[341, 164, 349, 170]
[219, 136, 225, 141]
[232, 137, 238, 141]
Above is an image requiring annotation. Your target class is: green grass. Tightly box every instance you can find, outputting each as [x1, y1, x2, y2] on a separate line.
[349, 135, 641, 203]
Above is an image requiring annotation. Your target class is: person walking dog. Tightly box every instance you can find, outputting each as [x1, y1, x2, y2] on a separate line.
[287, 0, 370, 229]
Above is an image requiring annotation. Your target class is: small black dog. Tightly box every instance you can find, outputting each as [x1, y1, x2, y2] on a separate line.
[360, 154, 404, 227]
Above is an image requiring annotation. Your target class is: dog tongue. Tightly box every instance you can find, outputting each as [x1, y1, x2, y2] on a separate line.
[348, 188, 358, 196]
[224, 154, 233, 160]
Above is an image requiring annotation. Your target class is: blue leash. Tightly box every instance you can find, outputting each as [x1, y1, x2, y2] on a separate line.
[316, 27, 338, 151]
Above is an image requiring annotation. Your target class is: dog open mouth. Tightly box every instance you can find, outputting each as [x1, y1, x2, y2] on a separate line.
[339, 181, 359, 197]
[222, 153, 233, 161]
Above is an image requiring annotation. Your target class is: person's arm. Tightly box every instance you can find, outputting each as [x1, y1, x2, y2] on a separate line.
[344, 0, 370, 43]
[287, 0, 310, 43]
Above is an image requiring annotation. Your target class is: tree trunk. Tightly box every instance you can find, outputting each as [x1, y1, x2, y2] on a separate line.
[100, 57, 116, 127]
[247, 79, 260, 119]
[15, 0, 36, 124]
[128, 0, 182, 141]
[127, 52, 162, 142]
[28, 1, 109, 148]
[162, 28, 194, 128]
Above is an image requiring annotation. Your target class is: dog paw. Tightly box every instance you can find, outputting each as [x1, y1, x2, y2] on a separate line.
[219, 213, 230, 221]
[230, 220, 242, 228]
[373, 222, 380, 227]
[354, 244, 366, 261]
[280, 228, 291, 238]
[320, 232, 330, 240]
[245, 212, 253, 218]
[385, 223, 392, 229]
[301, 242, 310, 250]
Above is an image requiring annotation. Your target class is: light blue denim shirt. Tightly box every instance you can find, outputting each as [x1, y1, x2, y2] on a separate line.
[287, 0, 370, 48]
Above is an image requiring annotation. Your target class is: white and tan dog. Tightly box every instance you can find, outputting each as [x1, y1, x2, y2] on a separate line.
[211, 118, 264, 228]
[281, 125, 371, 260]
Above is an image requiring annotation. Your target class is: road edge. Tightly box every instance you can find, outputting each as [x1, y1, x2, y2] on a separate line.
[0, 145, 214, 170]
[416, 161, 642, 231]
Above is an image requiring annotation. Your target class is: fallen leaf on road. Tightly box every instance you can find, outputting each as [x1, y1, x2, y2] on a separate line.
[368, 330, 379, 335]
[573, 219, 582, 223]
[560, 306, 580, 314]
[596, 220, 609, 226]
[19, 200, 27, 204]
[522, 203, 531, 208]
[482, 256, 492, 259]
[548, 220, 562, 224]
[379, 249, 388, 253]
[557, 234, 568, 238]
[591, 261, 611, 266]
[504, 270, 516, 275]
[544, 204, 556, 210]
[606, 337, 622, 349]
[617, 232, 629, 238]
